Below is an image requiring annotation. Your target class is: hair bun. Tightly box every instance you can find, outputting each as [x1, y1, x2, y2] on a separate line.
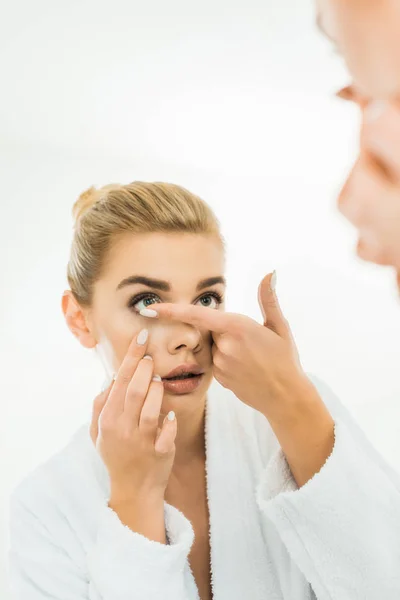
[72, 184, 125, 226]
[72, 186, 101, 225]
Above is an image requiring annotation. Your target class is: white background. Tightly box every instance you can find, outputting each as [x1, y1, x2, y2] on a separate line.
[2, 0, 400, 597]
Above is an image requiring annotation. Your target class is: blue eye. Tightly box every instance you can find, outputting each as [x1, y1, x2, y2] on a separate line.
[129, 293, 161, 312]
[195, 293, 222, 310]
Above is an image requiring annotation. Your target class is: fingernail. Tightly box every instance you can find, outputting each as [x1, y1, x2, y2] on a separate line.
[152, 374, 162, 382]
[137, 328, 149, 345]
[270, 270, 277, 292]
[167, 410, 175, 421]
[365, 100, 388, 123]
[143, 355, 153, 360]
[139, 308, 158, 318]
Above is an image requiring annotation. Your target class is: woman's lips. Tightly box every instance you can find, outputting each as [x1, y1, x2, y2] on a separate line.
[161, 374, 204, 395]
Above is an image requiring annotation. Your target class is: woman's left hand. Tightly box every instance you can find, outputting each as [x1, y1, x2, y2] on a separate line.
[140, 272, 308, 419]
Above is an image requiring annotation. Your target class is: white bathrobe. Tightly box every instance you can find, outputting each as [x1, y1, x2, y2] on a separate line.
[8, 375, 400, 599]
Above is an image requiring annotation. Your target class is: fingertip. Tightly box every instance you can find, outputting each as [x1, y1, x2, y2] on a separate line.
[148, 304, 173, 320]
[161, 410, 177, 436]
[139, 308, 158, 319]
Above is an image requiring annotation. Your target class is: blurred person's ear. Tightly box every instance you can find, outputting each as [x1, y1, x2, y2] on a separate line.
[61, 290, 97, 349]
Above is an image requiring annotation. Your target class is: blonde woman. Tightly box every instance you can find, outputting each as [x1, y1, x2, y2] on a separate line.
[9, 182, 400, 600]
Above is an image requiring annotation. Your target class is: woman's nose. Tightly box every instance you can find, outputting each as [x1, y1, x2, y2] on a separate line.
[166, 322, 203, 354]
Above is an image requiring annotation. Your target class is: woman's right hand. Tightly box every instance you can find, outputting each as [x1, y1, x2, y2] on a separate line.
[90, 329, 177, 503]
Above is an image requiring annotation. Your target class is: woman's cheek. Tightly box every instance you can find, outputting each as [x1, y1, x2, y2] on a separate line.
[96, 319, 141, 375]
[112, 311, 148, 362]
[198, 330, 214, 363]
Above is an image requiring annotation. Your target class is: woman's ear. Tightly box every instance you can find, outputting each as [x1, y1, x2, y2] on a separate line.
[61, 290, 97, 349]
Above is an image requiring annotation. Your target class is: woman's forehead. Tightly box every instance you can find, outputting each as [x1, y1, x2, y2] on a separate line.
[104, 232, 225, 286]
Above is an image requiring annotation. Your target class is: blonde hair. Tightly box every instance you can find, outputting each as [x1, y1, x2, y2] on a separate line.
[67, 181, 223, 306]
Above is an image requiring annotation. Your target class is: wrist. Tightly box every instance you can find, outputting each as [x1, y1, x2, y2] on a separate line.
[110, 483, 165, 508]
[109, 486, 167, 544]
[263, 374, 335, 487]
[261, 371, 317, 423]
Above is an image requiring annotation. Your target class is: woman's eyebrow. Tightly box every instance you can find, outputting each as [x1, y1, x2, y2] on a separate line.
[116, 275, 226, 292]
[196, 276, 226, 291]
[116, 276, 170, 292]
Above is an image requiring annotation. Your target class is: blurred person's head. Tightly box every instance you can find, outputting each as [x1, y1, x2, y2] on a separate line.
[316, 0, 400, 98]
[316, 0, 400, 283]
[62, 181, 226, 419]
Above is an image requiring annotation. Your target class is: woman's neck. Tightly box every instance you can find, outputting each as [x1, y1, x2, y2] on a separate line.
[172, 398, 207, 469]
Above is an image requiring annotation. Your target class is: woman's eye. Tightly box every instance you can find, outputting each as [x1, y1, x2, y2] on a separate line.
[130, 294, 161, 312]
[196, 294, 221, 310]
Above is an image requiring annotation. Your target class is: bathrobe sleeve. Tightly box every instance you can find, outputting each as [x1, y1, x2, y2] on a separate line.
[256, 375, 400, 600]
[9, 487, 194, 600]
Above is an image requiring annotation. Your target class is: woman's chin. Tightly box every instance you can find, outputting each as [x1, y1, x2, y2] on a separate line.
[160, 372, 213, 416]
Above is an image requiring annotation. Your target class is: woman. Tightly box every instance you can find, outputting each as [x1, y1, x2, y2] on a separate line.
[8, 181, 400, 599]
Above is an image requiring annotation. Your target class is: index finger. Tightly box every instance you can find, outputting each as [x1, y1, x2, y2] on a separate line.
[141, 304, 232, 334]
[104, 328, 149, 417]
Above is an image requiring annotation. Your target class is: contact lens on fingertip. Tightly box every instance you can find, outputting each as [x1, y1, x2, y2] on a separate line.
[140, 308, 158, 318]
[167, 411, 175, 421]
